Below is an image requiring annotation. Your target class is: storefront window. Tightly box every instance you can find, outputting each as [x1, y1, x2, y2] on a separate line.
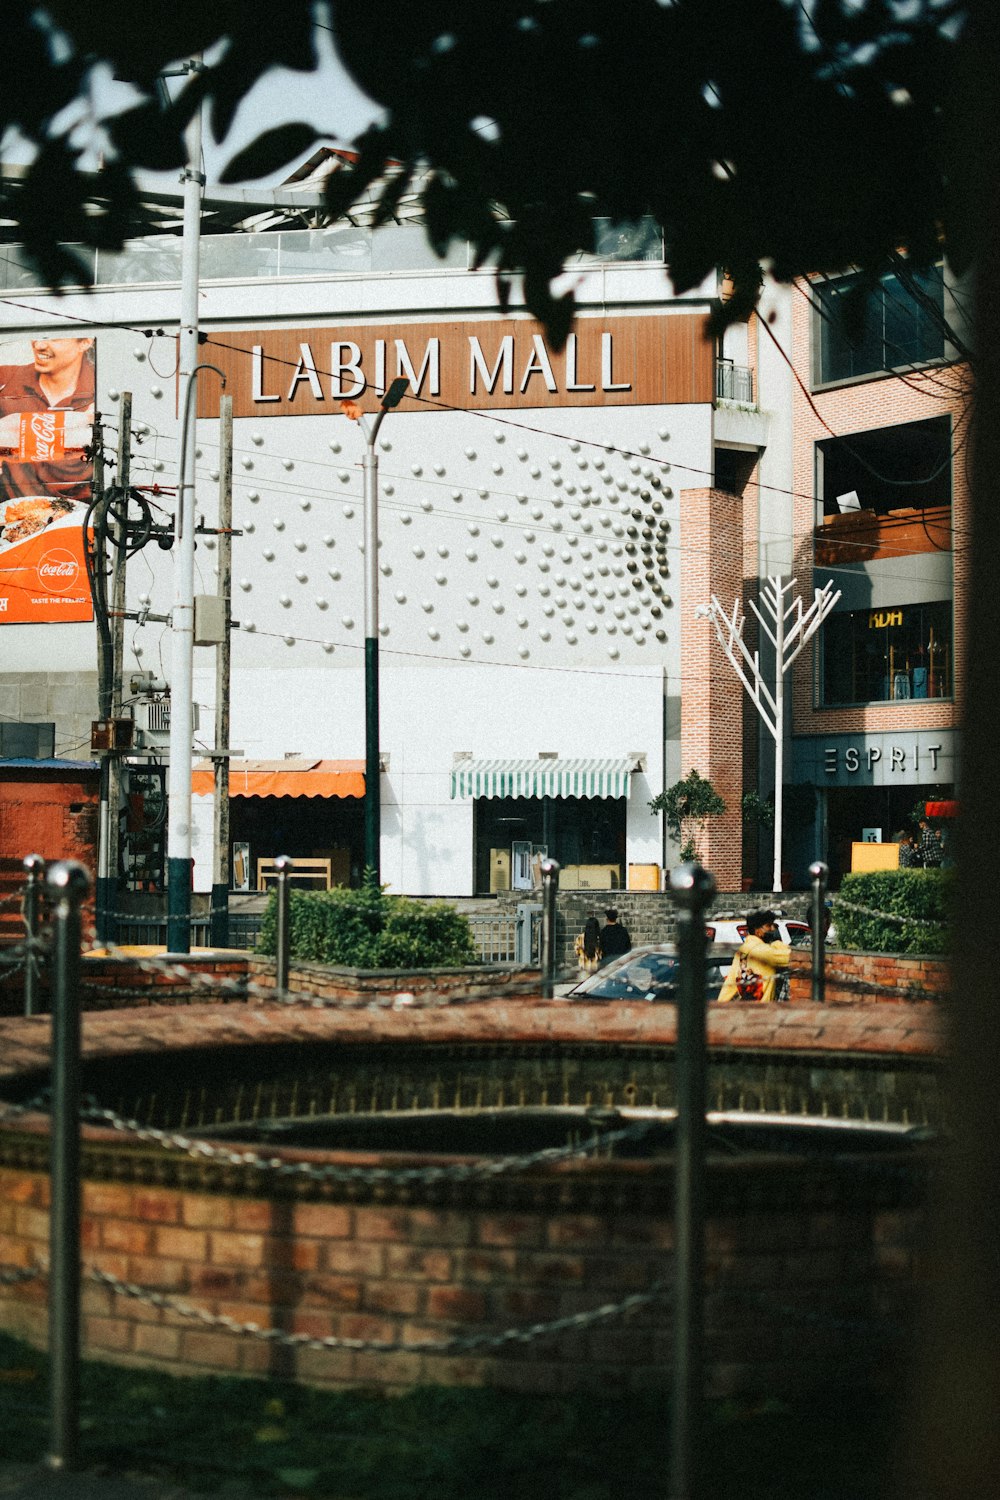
[474, 796, 627, 894]
[821, 601, 952, 706]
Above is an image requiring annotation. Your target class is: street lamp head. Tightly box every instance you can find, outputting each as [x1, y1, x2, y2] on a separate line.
[381, 377, 410, 411]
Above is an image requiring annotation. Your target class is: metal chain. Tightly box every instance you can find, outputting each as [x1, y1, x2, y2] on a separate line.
[0, 1092, 51, 1123]
[78, 1098, 655, 1186]
[0, 892, 24, 915]
[104, 904, 234, 924]
[0, 1264, 43, 1287]
[86, 1264, 670, 1355]
[833, 897, 948, 929]
[83, 935, 474, 1012]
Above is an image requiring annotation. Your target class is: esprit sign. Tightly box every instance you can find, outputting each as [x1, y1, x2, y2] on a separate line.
[824, 743, 943, 775]
[202, 313, 713, 418]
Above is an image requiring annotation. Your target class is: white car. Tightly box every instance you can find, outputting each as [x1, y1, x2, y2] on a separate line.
[704, 915, 812, 948]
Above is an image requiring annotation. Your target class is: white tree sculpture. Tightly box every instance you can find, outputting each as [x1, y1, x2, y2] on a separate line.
[697, 576, 841, 893]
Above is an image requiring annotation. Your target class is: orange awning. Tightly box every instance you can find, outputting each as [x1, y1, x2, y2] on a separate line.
[925, 800, 958, 819]
[192, 758, 365, 800]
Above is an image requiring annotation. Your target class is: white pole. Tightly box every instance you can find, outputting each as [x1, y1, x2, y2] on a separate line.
[166, 72, 203, 954]
[772, 581, 785, 894]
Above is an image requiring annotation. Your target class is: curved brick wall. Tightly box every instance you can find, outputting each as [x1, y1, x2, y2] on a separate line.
[0, 1001, 939, 1400]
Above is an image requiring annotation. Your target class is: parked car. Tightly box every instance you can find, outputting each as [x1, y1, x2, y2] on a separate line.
[566, 943, 734, 1003]
[704, 915, 812, 948]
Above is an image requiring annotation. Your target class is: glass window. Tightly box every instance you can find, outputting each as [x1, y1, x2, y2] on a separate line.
[821, 601, 952, 706]
[814, 266, 945, 385]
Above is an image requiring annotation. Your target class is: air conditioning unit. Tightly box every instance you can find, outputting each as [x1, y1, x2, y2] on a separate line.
[135, 701, 198, 743]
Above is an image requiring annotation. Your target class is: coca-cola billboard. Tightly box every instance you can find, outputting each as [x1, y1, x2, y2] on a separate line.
[0, 337, 95, 624]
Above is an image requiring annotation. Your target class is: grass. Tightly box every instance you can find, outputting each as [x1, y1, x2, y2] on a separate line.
[0, 1331, 902, 1498]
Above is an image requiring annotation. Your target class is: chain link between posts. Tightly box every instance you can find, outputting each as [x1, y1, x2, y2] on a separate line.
[832, 896, 947, 929]
[76, 1097, 654, 1186]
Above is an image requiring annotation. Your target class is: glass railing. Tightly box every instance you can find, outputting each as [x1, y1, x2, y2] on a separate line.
[0, 217, 664, 293]
[715, 359, 755, 404]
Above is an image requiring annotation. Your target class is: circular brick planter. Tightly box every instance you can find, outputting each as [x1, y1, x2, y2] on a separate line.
[0, 1000, 942, 1400]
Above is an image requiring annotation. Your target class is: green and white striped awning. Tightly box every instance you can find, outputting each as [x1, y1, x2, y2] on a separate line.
[450, 757, 638, 800]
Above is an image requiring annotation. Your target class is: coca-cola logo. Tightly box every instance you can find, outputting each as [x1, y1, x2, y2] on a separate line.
[36, 547, 80, 593]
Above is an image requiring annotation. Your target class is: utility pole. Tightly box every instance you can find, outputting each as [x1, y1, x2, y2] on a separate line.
[346, 377, 409, 886]
[698, 576, 841, 893]
[211, 395, 233, 947]
[92, 419, 113, 943]
[104, 393, 131, 945]
[166, 66, 204, 954]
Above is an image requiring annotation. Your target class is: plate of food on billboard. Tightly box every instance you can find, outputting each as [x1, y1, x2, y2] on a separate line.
[0, 336, 96, 624]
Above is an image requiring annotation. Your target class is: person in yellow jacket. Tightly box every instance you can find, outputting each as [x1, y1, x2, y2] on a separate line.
[717, 909, 791, 1003]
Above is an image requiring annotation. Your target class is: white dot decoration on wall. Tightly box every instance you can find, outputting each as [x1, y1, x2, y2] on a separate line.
[284, 635, 296, 646]
[272, 518, 285, 531]
[133, 645, 144, 655]
[514, 551, 526, 564]
[494, 428, 505, 443]
[282, 459, 294, 471]
[294, 539, 307, 552]
[262, 548, 275, 561]
[328, 568, 341, 581]
[322, 535, 335, 548]
[420, 499, 433, 513]
[413, 546, 425, 559]
[466, 549, 478, 562]
[400, 513, 412, 525]
[322, 642, 335, 653]
[467, 522, 480, 536]
[586, 620, 598, 634]
[239, 579, 252, 592]
[486, 575, 500, 589]
[478, 488, 490, 500]
[248, 491, 261, 504]
[380, 562, 392, 575]
[530, 465, 541, 479]
[316, 597, 328, 610]
[241, 457, 254, 470]
[338, 470, 350, 483]
[516, 492, 528, 504]
[437, 545, 449, 558]
[460, 645, 471, 658]
[608, 646, 620, 660]
[379, 624, 389, 636]
[514, 583, 527, 597]
[482, 632, 494, 645]
[428, 628, 440, 641]
[539, 628, 551, 642]
[465, 448, 476, 460]
[379, 439, 391, 451]
[150, 386, 163, 399]
[492, 463, 503, 476]
[107, 388, 120, 402]
[421, 600, 434, 612]
[295, 570, 308, 584]
[299, 498, 311, 511]
[518, 646, 530, 658]
[467, 592, 479, 605]
[433, 463, 446, 476]
[452, 490, 463, 502]
[517, 614, 528, 628]
[457, 620, 469, 633]
[342, 505, 355, 518]
[203, 538, 216, 551]
[342, 616, 355, 628]
[209, 467, 219, 482]
[133, 348, 146, 361]
[280, 594, 292, 608]
[435, 572, 447, 585]
[329, 440, 342, 453]
[524, 531, 535, 543]
[492, 601, 505, 615]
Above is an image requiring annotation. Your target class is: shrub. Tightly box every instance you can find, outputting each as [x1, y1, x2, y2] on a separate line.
[832, 869, 953, 955]
[258, 882, 477, 968]
[649, 768, 726, 863]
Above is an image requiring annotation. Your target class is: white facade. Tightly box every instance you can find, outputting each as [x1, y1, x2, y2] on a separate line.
[0, 228, 761, 894]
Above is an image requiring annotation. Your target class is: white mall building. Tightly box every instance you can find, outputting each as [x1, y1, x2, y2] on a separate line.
[0, 207, 793, 897]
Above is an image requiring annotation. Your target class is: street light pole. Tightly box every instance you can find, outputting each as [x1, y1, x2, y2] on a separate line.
[348, 378, 409, 886]
[166, 72, 204, 954]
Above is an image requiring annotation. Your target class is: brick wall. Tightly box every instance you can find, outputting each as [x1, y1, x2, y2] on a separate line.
[678, 487, 747, 889]
[0, 1140, 926, 1402]
[789, 288, 968, 736]
[788, 946, 949, 1004]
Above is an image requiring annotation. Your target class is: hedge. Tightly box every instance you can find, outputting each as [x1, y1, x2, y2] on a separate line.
[257, 883, 477, 969]
[832, 870, 953, 955]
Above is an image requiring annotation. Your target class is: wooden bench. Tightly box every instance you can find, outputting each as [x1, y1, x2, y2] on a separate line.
[256, 858, 332, 891]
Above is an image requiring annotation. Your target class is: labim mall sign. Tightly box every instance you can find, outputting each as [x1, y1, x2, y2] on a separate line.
[202, 313, 714, 418]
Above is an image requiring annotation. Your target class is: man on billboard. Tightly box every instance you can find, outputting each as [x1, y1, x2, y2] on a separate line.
[0, 336, 96, 624]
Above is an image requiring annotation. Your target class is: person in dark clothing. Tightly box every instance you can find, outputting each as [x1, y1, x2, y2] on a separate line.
[598, 908, 631, 965]
[918, 818, 944, 868]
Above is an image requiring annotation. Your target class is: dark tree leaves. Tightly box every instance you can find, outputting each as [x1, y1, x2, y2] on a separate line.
[220, 125, 321, 185]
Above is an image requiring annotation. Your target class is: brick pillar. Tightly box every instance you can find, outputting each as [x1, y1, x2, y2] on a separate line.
[679, 487, 745, 891]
